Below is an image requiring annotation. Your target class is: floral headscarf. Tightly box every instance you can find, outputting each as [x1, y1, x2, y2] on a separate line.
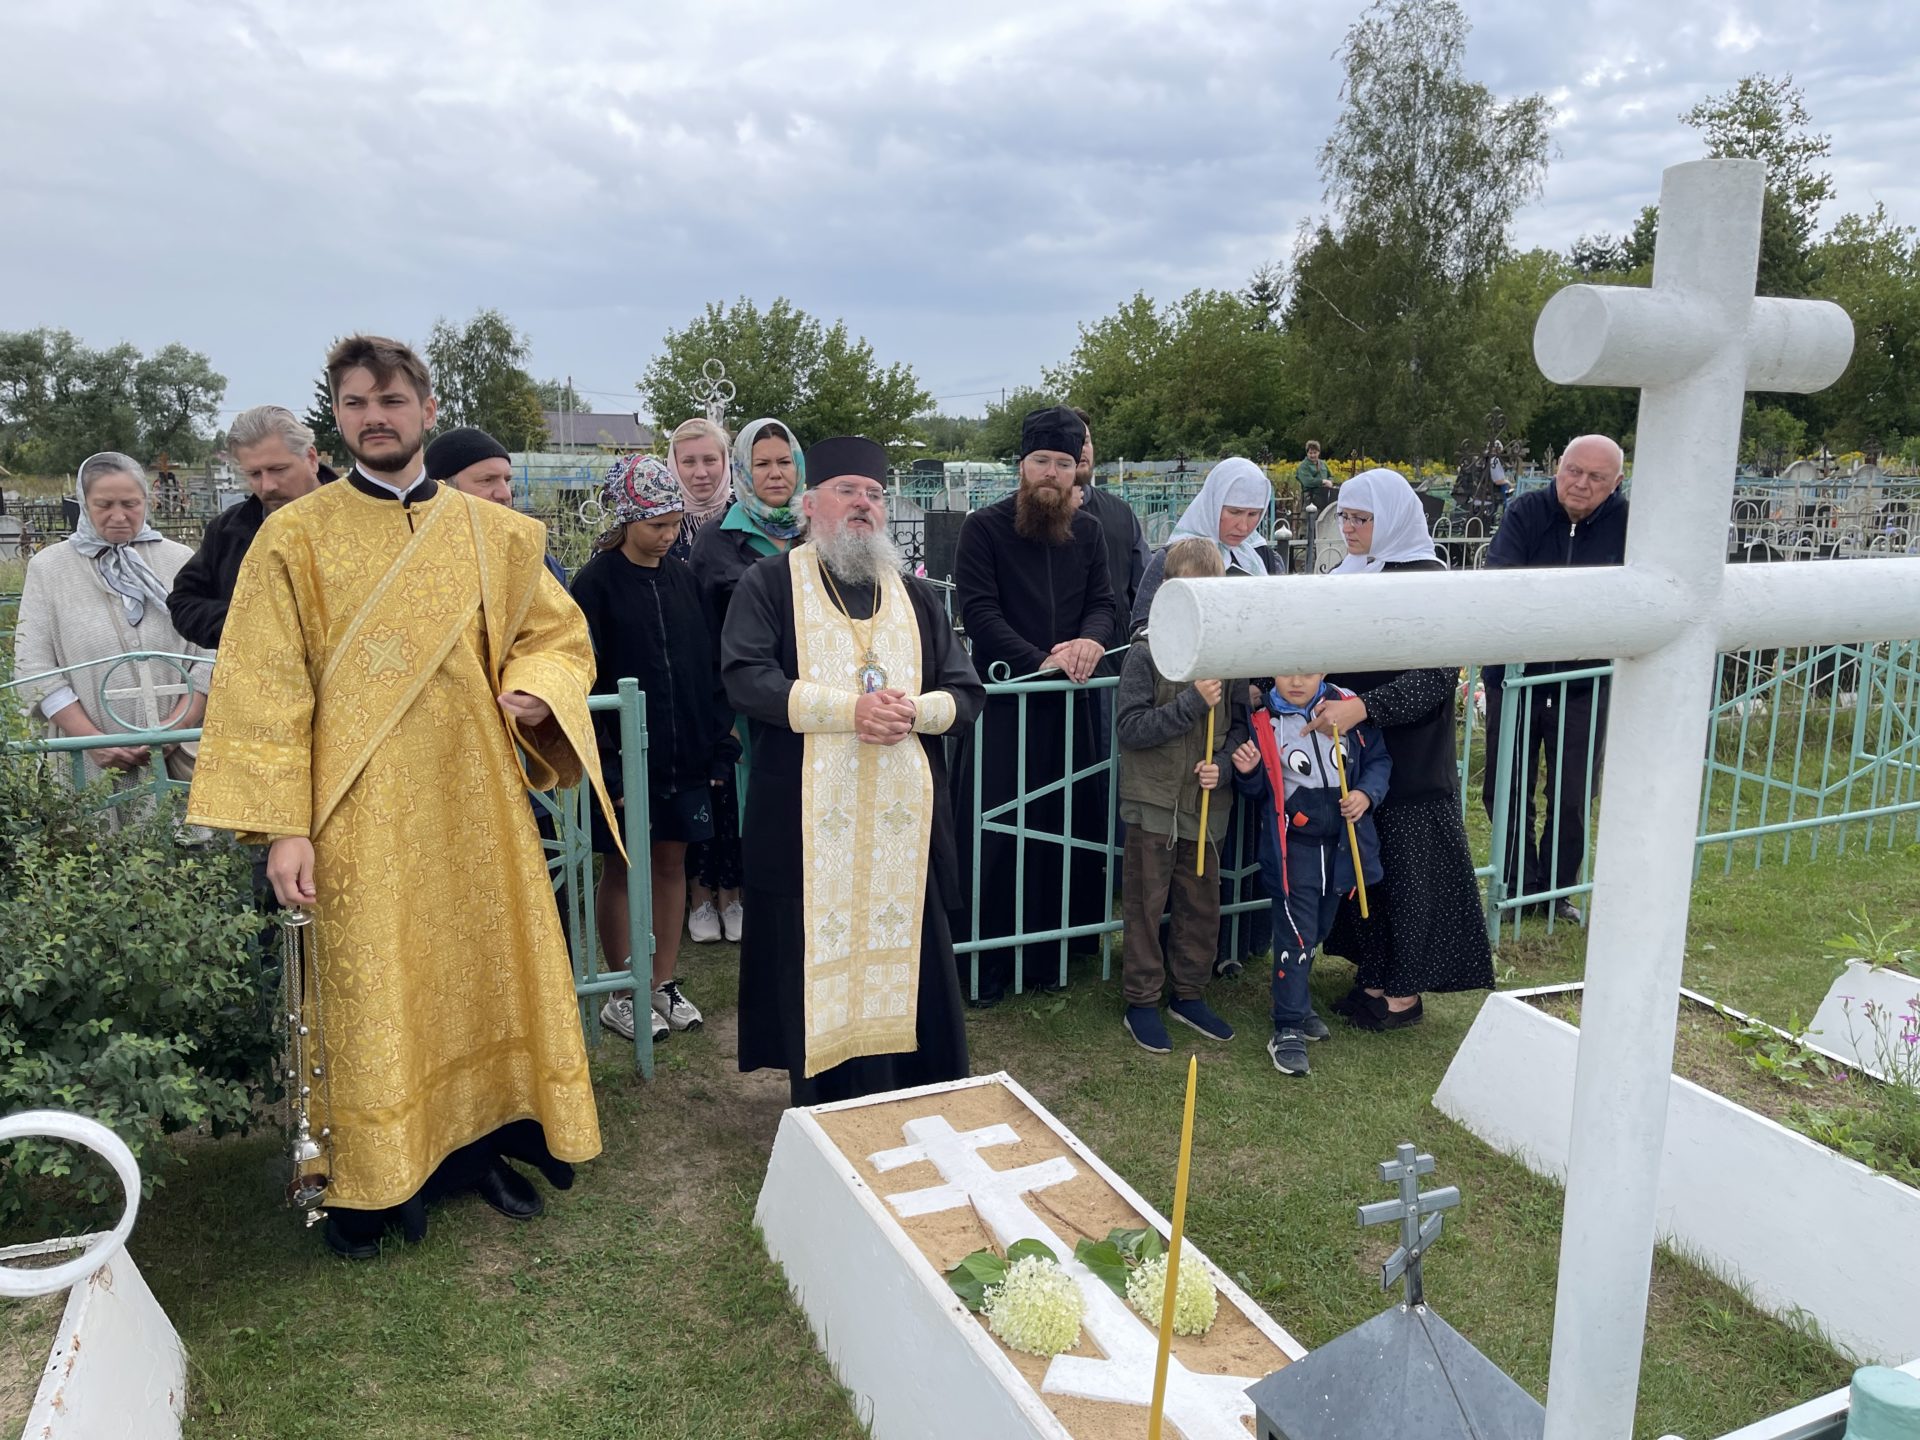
[599, 453, 683, 547]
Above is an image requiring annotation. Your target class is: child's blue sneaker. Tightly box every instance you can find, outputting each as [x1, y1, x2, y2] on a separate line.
[1268, 1028, 1311, 1076]
[1168, 997, 1235, 1042]
[1299, 1012, 1332, 1042]
[1124, 1006, 1172, 1054]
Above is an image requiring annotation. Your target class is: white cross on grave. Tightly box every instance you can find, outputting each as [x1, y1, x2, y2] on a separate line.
[1150, 158, 1920, 1440]
[99, 652, 195, 734]
[872, 1115, 1258, 1440]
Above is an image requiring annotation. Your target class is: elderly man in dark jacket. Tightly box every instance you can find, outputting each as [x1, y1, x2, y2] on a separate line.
[1480, 433, 1628, 923]
[167, 405, 330, 647]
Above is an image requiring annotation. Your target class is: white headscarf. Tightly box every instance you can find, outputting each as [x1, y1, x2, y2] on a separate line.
[1169, 457, 1272, 576]
[1331, 467, 1442, 574]
[70, 453, 172, 626]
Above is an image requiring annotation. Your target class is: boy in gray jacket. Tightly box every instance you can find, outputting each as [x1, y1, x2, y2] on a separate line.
[1116, 538, 1241, 1053]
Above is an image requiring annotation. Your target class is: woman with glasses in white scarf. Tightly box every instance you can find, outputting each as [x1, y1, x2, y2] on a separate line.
[1307, 468, 1494, 1030]
[11, 452, 212, 797]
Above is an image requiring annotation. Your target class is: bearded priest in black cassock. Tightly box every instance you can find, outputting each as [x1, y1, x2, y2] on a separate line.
[721, 436, 983, 1106]
[951, 407, 1119, 1006]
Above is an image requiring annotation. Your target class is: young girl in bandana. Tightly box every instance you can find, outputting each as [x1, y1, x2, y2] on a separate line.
[570, 455, 739, 1047]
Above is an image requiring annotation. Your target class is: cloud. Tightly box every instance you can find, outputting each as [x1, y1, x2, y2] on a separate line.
[1, 0, 1914, 422]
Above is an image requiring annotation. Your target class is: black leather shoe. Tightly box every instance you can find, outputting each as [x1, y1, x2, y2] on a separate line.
[475, 1161, 544, 1221]
[323, 1215, 381, 1261]
[1553, 899, 1585, 925]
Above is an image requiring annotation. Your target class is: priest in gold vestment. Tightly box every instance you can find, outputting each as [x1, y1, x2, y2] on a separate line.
[186, 336, 605, 1259]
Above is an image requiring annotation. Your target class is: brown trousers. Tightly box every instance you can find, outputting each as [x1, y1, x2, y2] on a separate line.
[1120, 827, 1221, 1007]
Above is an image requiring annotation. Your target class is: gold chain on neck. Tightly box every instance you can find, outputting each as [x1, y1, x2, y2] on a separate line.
[816, 556, 882, 670]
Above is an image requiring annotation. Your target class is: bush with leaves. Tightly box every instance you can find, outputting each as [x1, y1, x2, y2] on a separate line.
[0, 701, 273, 1228]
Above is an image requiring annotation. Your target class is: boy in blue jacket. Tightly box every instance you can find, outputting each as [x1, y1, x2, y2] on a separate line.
[1231, 672, 1390, 1077]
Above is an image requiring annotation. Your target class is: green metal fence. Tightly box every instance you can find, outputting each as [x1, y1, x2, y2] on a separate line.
[1479, 639, 1920, 942]
[3, 663, 660, 1077]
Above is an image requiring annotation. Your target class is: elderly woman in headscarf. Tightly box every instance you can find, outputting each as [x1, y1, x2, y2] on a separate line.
[11, 451, 211, 793]
[1129, 456, 1286, 633]
[685, 417, 803, 944]
[1308, 468, 1494, 1029]
[664, 416, 734, 560]
[1129, 456, 1286, 975]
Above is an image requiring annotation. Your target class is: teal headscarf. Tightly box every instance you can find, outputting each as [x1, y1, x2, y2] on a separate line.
[730, 418, 805, 541]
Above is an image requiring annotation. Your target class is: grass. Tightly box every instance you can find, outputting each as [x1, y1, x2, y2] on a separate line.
[1532, 988, 1920, 1190]
[4, 843, 1910, 1440]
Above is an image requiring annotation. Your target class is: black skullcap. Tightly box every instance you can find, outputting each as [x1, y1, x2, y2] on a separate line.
[803, 435, 888, 488]
[424, 426, 510, 480]
[1020, 406, 1086, 461]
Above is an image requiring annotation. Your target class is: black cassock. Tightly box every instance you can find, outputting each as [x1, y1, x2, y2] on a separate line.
[721, 551, 985, 1106]
[951, 497, 1119, 1001]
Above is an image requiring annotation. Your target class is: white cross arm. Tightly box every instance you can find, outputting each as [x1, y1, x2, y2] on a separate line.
[1536, 159, 1853, 396]
[1147, 568, 1678, 682]
[1717, 559, 1920, 651]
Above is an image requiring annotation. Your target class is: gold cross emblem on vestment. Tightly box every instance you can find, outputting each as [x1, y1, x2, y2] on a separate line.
[362, 631, 412, 678]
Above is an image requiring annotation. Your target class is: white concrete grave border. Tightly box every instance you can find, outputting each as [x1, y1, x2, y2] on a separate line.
[755, 1071, 1305, 1440]
[1807, 960, 1920, 1092]
[1434, 984, 1920, 1364]
[0, 1109, 186, 1440]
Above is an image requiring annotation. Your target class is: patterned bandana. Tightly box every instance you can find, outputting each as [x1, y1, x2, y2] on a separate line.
[600, 453, 684, 545]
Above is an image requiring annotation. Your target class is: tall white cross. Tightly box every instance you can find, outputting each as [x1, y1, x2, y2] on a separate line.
[1150, 158, 1920, 1440]
[872, 1115, 1261, 1440]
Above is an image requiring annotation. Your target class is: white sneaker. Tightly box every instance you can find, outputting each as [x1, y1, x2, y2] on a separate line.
[600, 996, 668, 1044]
[721, 901, 744, 943]
[688, 902, 722, 943]
[652, 980, 703, 1032]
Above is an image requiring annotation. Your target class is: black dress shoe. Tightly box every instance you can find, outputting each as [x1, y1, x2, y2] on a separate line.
[1553, 899, 1585, 925]
[475, 1160, 545, 1221]
[323, 1215, 381, 1261]
[1375, 996, 1426, 1030]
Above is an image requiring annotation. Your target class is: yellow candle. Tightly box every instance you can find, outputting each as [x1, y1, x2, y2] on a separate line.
[1147, 1054, 1199, 1440]
[1331, 722, 1370, 919]
[1195, 704, 1216, 877]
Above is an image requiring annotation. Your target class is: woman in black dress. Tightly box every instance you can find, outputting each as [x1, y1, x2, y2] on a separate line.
[1312, 469, 1494, 1029]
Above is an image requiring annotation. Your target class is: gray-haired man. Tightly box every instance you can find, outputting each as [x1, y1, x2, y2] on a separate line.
[167, 404, 332, 647]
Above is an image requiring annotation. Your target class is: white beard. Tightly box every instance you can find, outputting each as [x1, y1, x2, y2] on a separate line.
[813, 525, 903, 586]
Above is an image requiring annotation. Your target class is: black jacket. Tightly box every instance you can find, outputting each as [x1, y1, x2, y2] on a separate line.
[570, 548, 737, 800]
[954, 495, 1117, 678]
[1484, 484, 1628, 674]
[166, 466, 336, 648]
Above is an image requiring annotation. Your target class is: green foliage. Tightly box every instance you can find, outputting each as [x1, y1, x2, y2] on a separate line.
[1724, 1009, 1831, 1088]
[638, 297, 932, 458]
[975, 384, 1062, 462]
[535, 377, 593, 415]
[1295, 0, 1552, 461]
[1824, 910, 1917, 977]
[1072, 1224, 1165, 1299]
[1741, 402, 1809, 473]
[1681, 73, 1834, 298]
[945, 1248, 1007, 1311]
[0, 700, 272, 1227]
[303, 371, 346, 463]
[425, 308, 551, 451]
[1047, 289, 1302, 459]
[912, 411, 991, 458]
[0, 328, 227, 472]
[1802, 206, 1920, 451]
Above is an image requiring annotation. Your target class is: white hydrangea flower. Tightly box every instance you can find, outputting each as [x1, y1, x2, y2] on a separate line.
[983, 1254, 1084, 1357]
[1125, 1252, 1219, 1336]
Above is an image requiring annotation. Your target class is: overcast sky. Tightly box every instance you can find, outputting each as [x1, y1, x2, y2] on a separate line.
[3, 0, 1915, 427]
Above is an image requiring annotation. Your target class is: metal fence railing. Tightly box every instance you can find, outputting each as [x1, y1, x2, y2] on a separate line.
[3, 665, 660, 1078]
